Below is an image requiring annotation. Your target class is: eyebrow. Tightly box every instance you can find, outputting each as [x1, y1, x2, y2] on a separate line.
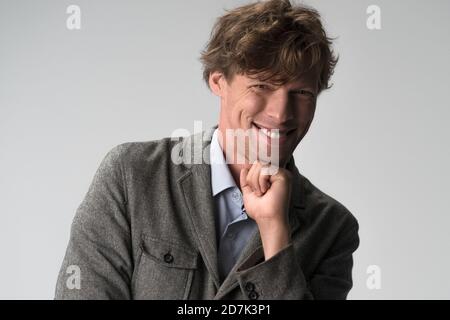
[248, 78, 318, 92]
[290, 86, 317, 92]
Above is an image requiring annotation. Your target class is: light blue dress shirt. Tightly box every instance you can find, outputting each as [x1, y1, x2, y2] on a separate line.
[210, 129, 258, 281]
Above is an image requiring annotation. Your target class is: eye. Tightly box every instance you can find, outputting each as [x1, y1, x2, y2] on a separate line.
[292, 89, 316, 98]
[251, 84, 271, 91]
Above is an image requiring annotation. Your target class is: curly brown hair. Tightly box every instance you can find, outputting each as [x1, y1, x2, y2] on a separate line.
[200, 0, 338, 93]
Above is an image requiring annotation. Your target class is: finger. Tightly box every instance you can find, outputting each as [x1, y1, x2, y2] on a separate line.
[249, 161, 263, 196]
[261, 162, 277, 176]
[259, 165, 271, 193]
[245, 163, 255, 194]
[269, 168, 292, 185]
[239, 167, 252, 196]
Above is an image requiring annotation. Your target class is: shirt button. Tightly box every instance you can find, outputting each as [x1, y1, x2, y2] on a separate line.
[248, 290, 259, 300]
[163, 252, 174, 263]
[245, 282, 255, 292]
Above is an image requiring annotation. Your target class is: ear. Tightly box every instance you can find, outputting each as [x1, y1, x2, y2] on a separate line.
[208, 71, 226, 97]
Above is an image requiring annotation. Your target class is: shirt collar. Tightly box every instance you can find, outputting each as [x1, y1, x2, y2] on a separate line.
[210, 129, 237, 196]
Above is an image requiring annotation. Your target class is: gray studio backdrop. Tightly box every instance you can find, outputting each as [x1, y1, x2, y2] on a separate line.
[1, 0, 449, 299]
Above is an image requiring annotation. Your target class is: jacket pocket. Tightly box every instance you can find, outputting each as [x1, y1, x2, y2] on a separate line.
[132, 235, 198, 299]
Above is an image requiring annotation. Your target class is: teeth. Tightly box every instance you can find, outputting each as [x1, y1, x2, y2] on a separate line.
[259, 127, 281, 139]
[270, 130, 280, 138]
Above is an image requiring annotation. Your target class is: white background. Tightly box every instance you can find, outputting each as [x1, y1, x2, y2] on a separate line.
[1, 0, 449, 299]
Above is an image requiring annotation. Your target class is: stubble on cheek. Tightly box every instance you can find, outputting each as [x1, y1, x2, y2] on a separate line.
[230, 89, 258, 130]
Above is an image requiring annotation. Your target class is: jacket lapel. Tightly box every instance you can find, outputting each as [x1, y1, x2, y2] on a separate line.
[177, 127, 221, 290]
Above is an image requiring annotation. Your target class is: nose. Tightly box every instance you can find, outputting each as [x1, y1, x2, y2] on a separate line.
[265, 89, 294, 124]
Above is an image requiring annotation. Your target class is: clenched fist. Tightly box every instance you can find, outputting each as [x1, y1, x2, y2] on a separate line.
[239, 161, 293, 260]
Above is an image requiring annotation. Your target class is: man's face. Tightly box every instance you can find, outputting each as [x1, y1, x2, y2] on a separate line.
[212, 71, 318, 167]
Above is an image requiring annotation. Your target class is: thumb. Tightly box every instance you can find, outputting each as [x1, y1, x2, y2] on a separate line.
[239, 168, 252, 195]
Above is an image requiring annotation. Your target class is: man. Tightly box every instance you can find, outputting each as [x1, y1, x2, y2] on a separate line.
[56, 0, 359, 300]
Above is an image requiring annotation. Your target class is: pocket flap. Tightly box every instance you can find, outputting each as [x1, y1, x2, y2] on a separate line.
[140, 235, 198, 269]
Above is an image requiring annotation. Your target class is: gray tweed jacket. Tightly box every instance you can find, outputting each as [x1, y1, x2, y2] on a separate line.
[55, 125, 359, 300]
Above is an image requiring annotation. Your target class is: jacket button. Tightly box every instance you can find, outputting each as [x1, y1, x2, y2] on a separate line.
[244, 282, 255, 292]
[248, 290, 259, 300]
[163, 252, 174, 263]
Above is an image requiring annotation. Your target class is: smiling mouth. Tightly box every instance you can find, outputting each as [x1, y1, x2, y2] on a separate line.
[251, 122, 296, 139]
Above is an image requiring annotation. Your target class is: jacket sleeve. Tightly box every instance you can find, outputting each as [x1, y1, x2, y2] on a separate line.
[55, 145, 133, 299]
[234, 214, 359, 300]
